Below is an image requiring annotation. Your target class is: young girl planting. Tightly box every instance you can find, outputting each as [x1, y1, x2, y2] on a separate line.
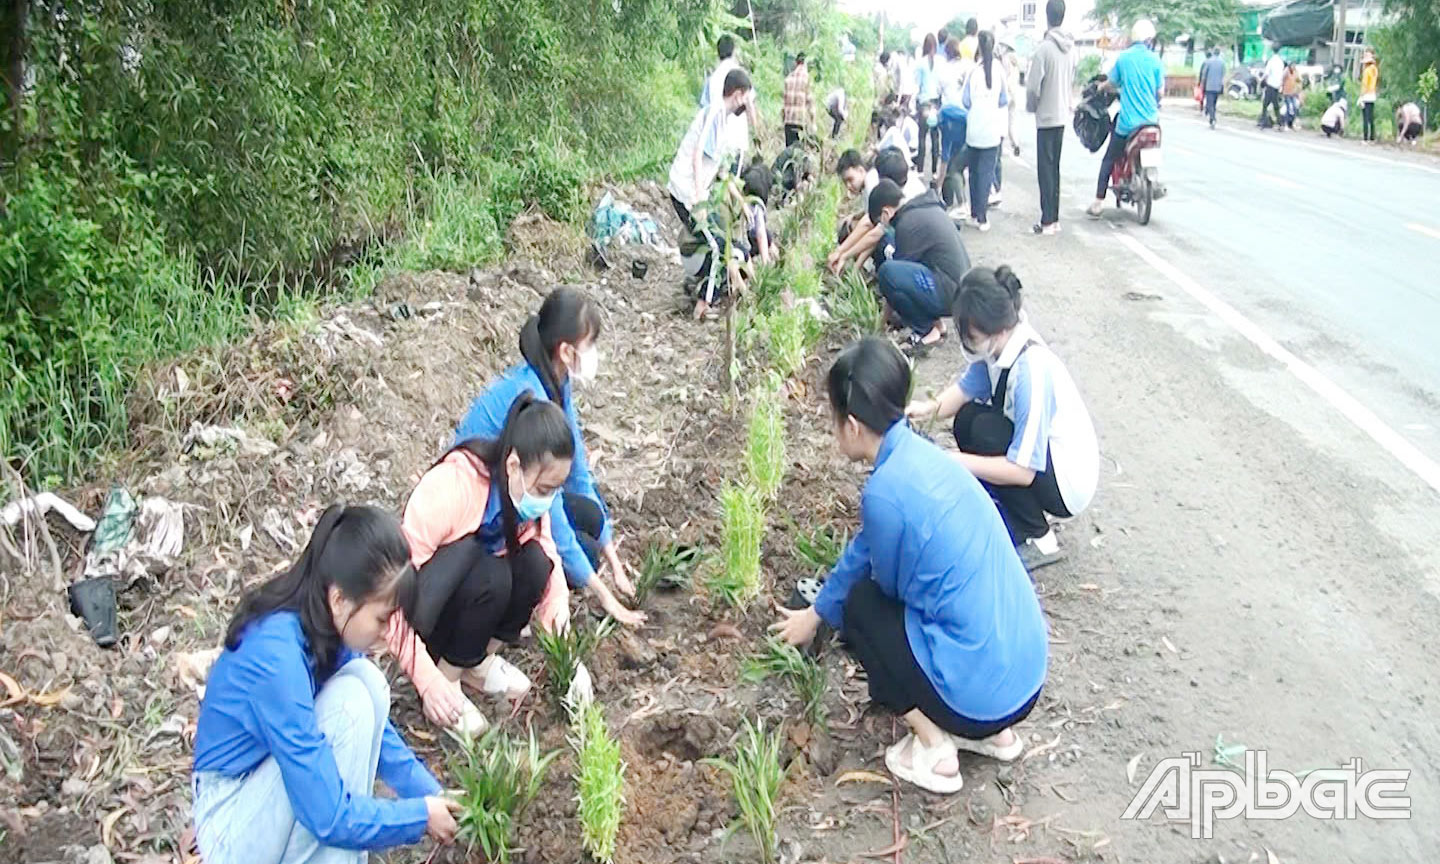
[771, 337, 1048, 794]
[192, 506, 458, 864]
[391, 394, 641, 730]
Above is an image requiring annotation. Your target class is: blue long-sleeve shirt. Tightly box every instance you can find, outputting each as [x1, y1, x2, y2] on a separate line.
[454, 362, 609, 587]
[193, 612, 440, 849]
[812, 421, 1048, 721]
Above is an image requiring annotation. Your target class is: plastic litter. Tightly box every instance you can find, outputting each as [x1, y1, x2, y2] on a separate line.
[587, 191, 660, 248]
[566, 661, 596, 711]
[182, 422, 278, 458]
[0, 492, 96, 533]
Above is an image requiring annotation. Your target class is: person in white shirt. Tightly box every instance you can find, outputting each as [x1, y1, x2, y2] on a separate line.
[701, 35, 756, 169]
[1259, 49, 1285, 130]
[877, 110, 921, 163]
[961, 32, 1010, 231]
[1320, 97, 1347, 137]
[906, 265, 1098, 571]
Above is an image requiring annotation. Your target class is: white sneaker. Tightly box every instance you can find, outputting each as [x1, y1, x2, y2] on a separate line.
[472, 654, 531, 699]
[988, 192, 1002, 207]
[977, 221, 991, 233]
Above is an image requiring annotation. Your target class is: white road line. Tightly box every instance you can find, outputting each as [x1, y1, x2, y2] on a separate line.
[1113, 232, 1440, 496]
[1407, 223, 1440, 241]
[1256, 171, 1303, 190]
[1171, 115, 1440, 177]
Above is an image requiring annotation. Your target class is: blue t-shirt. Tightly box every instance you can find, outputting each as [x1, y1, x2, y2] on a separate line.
[812, 422, 1048, 721]
[1111, 44, 1165, 136]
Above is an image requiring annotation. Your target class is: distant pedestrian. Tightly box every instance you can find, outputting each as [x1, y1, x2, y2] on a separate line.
[1360, 50, 1380, 142]
[783, 52, 816, 147]
[1026, 0, 1073, 235]
[826, 87, 848, 139]
[1259, 49, 1285, 129]
[1281, 62, 1300, 129]
[1396, 102, 1423, 144]
[915, 34, 943, 175]
[962, 31, 1010, 232]
[1321, 97, 1347, 137]
[959, 18, 979, 62]
[1198, 49, 1226, 129]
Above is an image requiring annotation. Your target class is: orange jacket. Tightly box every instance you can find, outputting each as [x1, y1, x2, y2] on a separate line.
[385, 450, 567, 702]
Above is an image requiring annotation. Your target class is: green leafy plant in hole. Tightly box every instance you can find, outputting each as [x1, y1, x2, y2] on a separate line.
[741, 637, 829, 730]
[764, 303, 821, 380]
[703, 718, 786, 864]
[828, 268, 885, 335]
[792, 524, 848, 576]
[634, 541, 703, 607]
[448, 726, 560, 864]
[707, 482, 766, 609]
[746, 383, 787, 500]
[536, 617, 616, 717]
[571, 699, 625, 863]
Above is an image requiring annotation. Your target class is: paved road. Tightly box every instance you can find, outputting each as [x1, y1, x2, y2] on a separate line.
[909, 112, 1440, 862]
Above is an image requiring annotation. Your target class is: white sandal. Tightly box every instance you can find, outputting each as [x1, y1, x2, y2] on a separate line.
[469, 654, 531, 699]
[950, 730, 1025, 762]
[884, 733, 965, 794]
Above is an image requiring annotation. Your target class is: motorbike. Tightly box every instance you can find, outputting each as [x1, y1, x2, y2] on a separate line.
[1107, 125, 1165, 225]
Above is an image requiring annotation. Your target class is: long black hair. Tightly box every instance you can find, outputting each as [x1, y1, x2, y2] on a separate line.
[923, 33, 937, 67]
[448, 392, 574, 560]
[519, 287, 603, 406]
[953, 265, 1024, 337]
[224, 505, 414, 681]
[979, 31, 996, 89]
[827, 336, 910, 435]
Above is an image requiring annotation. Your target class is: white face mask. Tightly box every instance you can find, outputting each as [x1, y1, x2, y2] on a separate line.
[960, 339, 990, 366]
[574, 344, 600, 384]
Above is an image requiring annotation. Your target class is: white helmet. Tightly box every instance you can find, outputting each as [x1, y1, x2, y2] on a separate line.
[1131, 19, 1156, 44]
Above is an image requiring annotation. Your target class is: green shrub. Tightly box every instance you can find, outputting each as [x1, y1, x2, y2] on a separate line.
[572, 700, 625, 864]
[704, 718, 786, 864]
[746, 385, 787, 500]
[448, 727, 560, 864]
[633, 541, 702, 607]
[742, 637, 828, 729]
[536, 618, 616, 718]
[709, 482, 766, 609]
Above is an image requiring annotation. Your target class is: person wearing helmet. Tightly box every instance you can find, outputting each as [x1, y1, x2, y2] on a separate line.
[1086, 19, 1164, 218]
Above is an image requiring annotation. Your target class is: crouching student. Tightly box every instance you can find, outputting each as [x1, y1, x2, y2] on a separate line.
[828, 148, 927, 277]
[393, 395, 646, 730]
[455, 288, 646, 619]
[867, 178, 972, 352]
[742, 162, 777, 264]
[192, 506, 458, 864]
[773, 337, 1047, 794]
[906, 266, 1098, 571]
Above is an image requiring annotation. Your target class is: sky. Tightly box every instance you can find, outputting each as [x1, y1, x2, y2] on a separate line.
[836, 0, 1099, 38]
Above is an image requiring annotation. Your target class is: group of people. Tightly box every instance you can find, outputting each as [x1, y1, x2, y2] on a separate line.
[188, 22, 1108, 863]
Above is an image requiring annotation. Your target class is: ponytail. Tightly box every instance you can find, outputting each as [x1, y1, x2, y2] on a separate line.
[979, 31, 995, 89]
[225, 505, 413, 681]
[446, 393, 574, 560]
[519, 288, 603, 406]
[953, 265, 1023, 337]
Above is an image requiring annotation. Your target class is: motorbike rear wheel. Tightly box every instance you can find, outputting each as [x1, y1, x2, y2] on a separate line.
[1137, 175, 1153, 225]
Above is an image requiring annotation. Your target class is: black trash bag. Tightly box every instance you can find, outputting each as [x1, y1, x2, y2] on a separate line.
[68, 576, 118, 648]
[1074, 75, 1116, 154]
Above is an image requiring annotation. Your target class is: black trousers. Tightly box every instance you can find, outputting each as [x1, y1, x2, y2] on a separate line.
[563, 492, 605, 570]
[784, 124, 802, 147]
[915, 101, 941, 174]
[952, 402, 1070, 544]
[1095, 129, 1131, 200]
[843, 579, 1041, 739]
[1036, 126, 1063, 226]
[828, 105, 845, 139]
[1203, 91, 1219, 125]
[417, 538, 551, 667]
[670, 194, 696, 234]
[1362, 102, 1376, 141]
[1260, 85, 1281, 128]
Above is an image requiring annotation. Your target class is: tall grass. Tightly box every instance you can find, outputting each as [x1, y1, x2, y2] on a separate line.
[704, 718, 787, 864]
[571, 700, 625, 864]
[448, 727, 560, 864]
[746, 386, 787, 500]
[707, 482, 766, 609]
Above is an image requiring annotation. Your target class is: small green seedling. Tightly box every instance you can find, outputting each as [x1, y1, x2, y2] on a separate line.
[633, 541, 702, 607]
[791, 524, 848, 576]
[536, 617, 616, 717]
[828, 268, 885, 335]
[746, 386, 787, 500]
[742, 637, 829, 730]
[704, 718, 786, 864]
[448, 726, 560, 864]
[571, 699, 625, 863]
[707, 481, 765, 609]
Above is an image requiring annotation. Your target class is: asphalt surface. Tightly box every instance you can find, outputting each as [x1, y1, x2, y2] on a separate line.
[906, 109, 1440, 861]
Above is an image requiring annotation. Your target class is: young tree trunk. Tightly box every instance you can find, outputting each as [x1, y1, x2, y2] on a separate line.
[1, 0, 29, 166]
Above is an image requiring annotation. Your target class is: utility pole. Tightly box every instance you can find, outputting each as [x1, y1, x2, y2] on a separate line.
[1335, 0, 1349, 75]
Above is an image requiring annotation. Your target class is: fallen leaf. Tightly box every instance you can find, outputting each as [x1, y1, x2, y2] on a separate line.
[1266, 850, 1281, 864]
[29, 686, 71, 707]
[102, 806, 128, 848]
[707, 622, 743, 641]
[1127, 752, 1144, 785]
[0, 671, 24, 704]
[1161, 636, 1178, 654]
[859, 835, 907, 858]
[110, 697, 124, 720]
[836, 770, 893, 786]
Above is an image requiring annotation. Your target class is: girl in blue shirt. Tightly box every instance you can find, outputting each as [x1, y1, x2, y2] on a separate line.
[773, 337, 1047, 794]
[192, 506, 457, 864]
